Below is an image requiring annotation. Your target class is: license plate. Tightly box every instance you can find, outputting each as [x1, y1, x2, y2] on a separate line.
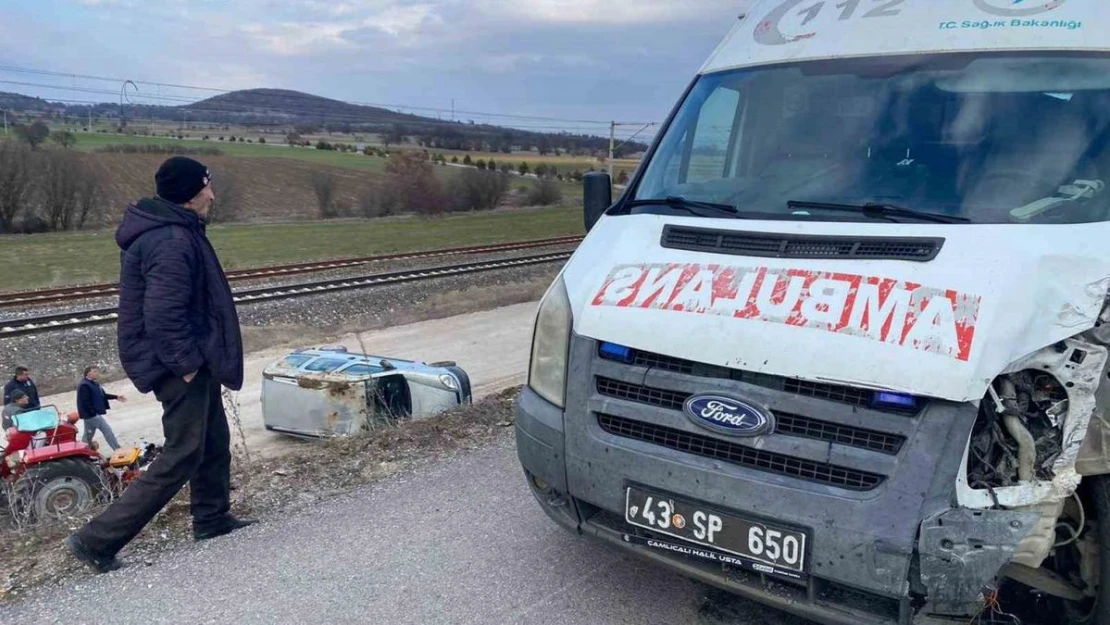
[624, 486, 808, 575]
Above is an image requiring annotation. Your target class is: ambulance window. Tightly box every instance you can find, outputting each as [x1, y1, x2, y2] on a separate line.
[686, 87, 741, 183]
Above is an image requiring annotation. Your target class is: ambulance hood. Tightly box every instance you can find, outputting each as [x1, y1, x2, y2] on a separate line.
[564, 214, 1110, 402]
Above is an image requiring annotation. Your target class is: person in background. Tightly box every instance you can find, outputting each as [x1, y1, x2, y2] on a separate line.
[76, 366, 127, 451]
[65, 156, 254, 574]
[2, 389, 30, 430]
[4, 366, 40, 410]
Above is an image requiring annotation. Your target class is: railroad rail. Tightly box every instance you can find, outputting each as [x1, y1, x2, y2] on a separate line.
[0, 235, 584, 310]
[0, 251, 573, 338]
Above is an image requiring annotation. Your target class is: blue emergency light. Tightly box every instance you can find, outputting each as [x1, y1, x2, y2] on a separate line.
[871, 391, 918, 411]
[599, 341, 635, 364]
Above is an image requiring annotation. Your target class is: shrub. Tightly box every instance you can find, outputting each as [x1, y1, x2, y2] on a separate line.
[448, 169, 509, 212]
[525, 178, 562, 206]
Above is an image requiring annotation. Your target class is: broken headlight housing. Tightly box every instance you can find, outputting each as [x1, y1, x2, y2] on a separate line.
[528, 275, 572, 408]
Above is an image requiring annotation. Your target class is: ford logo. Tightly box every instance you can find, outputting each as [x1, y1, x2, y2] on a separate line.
[683, 394, 774, 437]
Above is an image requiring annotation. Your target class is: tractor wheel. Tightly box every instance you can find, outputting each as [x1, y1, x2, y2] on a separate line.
[15, 458, 104, 522]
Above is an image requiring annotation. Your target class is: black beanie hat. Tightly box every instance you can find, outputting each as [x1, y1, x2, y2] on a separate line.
[155, 156, 211, 205]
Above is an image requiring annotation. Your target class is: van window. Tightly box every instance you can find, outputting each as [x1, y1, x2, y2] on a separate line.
[302, 358, 349, 373]
[282, 354, 313, 368]
[633, 53, 1110, 224]
[342, 364, 385, 377]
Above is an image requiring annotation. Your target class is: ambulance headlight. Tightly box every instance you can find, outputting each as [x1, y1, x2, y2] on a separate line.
[528, 275, 573, 408]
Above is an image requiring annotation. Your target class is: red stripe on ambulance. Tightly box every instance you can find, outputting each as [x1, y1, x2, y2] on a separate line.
[591, 263, 981, 362]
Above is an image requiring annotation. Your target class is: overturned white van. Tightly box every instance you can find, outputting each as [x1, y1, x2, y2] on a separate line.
[516, 1, 1110, 623]
[262, 347, 471, 438]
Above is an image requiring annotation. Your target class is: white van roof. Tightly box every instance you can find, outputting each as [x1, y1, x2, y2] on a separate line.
[703, 0, 1104, 75]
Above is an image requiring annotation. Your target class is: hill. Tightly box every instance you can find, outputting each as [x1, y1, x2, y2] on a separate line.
[0, 87, 647, 157]
[0, 91, 64, 113]
[184, 88, 425, 126]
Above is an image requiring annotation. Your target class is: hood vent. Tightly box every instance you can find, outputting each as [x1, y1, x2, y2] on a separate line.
[661, 225, 943, 262]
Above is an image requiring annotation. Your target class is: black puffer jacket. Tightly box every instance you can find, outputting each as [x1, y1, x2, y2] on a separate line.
[115, 198, 243, 394]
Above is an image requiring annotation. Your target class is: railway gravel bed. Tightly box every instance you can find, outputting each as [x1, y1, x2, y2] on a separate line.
[0, 262, 561, 398]
[0, 244, 577, 320]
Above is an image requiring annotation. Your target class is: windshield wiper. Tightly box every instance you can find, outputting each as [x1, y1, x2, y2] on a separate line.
[786, 200, 969, 224]
[626, 196, 739, 218]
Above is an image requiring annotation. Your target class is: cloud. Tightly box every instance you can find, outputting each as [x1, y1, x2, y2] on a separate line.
[11, 0, 743, 127]
[238, 23, 359, 57]
[474, 0, 743, 25]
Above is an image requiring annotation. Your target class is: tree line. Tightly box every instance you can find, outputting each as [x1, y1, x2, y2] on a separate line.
[0, 122, 107, 233]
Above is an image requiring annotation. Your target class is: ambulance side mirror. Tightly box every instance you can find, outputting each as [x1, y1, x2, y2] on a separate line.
[583, 172, 612, 232]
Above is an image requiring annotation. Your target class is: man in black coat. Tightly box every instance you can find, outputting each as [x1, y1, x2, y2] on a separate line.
[4, 366, 40, 410]
[66, 157, 255, 573]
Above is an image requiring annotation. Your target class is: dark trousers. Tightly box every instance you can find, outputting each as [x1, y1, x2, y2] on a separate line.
[76, 367, 231, 557]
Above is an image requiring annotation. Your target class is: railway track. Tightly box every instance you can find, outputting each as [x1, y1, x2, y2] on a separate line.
[0, 235, 584, 310]
[0, 251, 573, 338]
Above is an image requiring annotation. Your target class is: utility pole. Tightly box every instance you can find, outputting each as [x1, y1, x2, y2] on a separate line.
[608, 121, 616, 181]
[608, 121, 658, 189]
[2, 109, 7, 136]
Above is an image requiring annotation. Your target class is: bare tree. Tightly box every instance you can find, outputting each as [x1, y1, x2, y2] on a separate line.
[0, 143, 34, 232]
[40, 150, 82, 231]
[76, 172, 103, 230]
[209, 169, 242, 223]
[448, 169, 509, 212]
[15, 121, 50, 150]
[383, 152, 446, 215]
[311, 171, 337, 218]
[359, 184, 388, 218]
[525, 177, 563, 207]
[51, 131, 77, 149]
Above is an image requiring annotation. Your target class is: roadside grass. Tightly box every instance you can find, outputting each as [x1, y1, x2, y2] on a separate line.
[0, 207, 582, 291]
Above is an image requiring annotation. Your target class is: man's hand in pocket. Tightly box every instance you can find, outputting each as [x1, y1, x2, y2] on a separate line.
[184, 371, 198, 384]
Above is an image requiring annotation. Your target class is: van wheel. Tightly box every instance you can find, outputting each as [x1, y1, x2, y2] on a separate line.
[1045, 476, 1110, 625]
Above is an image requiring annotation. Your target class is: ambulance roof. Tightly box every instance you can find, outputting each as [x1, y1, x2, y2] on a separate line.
[702, 0, 1107, 75]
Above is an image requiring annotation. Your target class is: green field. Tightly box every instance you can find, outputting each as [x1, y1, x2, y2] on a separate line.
[0, 207, 582, 292]
[73, 133, 391, 173]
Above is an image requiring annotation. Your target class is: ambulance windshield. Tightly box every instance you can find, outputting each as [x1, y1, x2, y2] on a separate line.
[633, 53, 1110, 224]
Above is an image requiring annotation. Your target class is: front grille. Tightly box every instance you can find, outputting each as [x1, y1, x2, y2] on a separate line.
[783, 378, 872, 407]
[597, 377, 905, 454]
[622, 349, 889, 411]
[598, 377, 686, 410]
[661, 225, 942, 262]
[774, 413, 903, 454]
[598, 414, 885, 491]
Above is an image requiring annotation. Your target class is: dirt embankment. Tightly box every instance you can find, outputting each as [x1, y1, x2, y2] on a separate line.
[0, 387, 521, 603]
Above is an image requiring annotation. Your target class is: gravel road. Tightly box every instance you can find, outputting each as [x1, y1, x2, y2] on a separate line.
[24, 302, 541, 458]
[4, 437, 808, 625]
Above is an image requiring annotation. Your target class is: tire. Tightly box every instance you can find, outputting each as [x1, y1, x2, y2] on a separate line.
[1089, 476, 1110, 625]
[15, 458, 104, 522]
[1048, 475, 1110, 625]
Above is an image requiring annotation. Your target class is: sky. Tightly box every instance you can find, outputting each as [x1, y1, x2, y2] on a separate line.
[0, 0, 751, 136]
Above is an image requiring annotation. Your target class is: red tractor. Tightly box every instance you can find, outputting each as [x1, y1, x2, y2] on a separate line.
[1, 405, 159, 522]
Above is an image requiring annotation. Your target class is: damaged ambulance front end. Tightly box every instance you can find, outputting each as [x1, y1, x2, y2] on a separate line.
[515, 1, 1110, 623]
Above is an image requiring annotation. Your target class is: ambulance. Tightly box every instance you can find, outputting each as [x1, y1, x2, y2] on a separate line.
[515, 1, 1110, 623]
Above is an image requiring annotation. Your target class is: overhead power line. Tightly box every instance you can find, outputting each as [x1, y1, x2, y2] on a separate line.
[0, 64, 634, 127]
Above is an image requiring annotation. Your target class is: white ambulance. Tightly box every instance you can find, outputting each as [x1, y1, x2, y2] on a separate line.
[515, 1, 1110, 623]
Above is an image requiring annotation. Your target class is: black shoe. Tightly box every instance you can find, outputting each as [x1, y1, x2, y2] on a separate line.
[64, 535, 123, 574]
[193, 516, 258, 541]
